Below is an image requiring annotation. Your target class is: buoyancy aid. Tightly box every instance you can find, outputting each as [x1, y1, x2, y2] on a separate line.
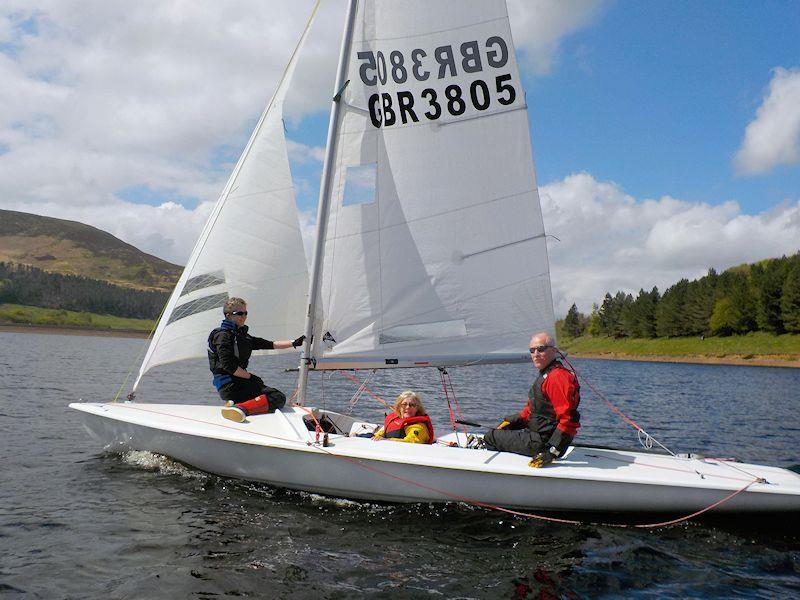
[528, 360, 580, 452]
[383, 412, 435, 444]
[208, 320, 236, 389]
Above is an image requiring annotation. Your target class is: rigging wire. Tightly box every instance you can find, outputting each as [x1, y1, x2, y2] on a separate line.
[555, 348, 768, 482]
[556, 349, 677, 457]
[344, 369, 377, 415]
[338, 370, 391, 409]
[114, 300, 170, 403]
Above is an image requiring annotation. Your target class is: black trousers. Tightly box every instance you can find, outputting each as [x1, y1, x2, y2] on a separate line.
[483, 427, 547, 457]
[217, 375, 286, 412]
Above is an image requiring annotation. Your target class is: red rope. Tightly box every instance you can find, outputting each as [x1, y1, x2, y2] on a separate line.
[558, 350, 645, 431]
[557, 350, 677, 458]
[629, 479, 763, 528]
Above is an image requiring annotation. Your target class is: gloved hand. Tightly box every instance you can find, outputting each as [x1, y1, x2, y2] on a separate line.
[497, 420, 511, 430]
[292, 335, 306, 348]
[529, 447, 559, 468]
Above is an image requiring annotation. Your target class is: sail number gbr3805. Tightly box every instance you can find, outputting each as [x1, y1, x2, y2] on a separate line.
[356, 36, 520, 129]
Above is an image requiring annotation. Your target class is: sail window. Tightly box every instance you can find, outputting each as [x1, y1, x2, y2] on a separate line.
[342, 163, 377, 206]
[379, 319, 467, 344]
[180, 271, 226, 296]
[167, 292, 229, 324]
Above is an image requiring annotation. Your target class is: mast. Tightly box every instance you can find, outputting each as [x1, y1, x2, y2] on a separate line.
[296, 0, 359, 405]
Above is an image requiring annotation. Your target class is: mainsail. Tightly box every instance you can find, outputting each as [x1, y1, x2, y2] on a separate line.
[133, 7, 318, 390]
[307, 0, 555, 371]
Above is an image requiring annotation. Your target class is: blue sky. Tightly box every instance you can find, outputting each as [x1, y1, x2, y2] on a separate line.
[0, 0, 798, 314]
[283, 1, 800, 216]
[525, 0, 800, 214]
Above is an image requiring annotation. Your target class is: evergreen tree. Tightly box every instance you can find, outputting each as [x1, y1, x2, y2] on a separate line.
[631, 287, 658, 338]
[683, 276, 715, 336]
[781, 263, 800, 333]
[754, 259, 788, 333]
[564, 303, 584, 337]
[597, 293, 616, 336]
[616, 292, 636, 337]
[728, 272, 757, 333]
[587, 303, 601, 336]
[655, 279, 688, 337]
[0, 261, 167, 319]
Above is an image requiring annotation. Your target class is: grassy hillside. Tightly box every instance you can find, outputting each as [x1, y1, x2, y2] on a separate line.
[559, 332, 800, 361]
[0, 209, 181, 292]
[0, 303, 154, 332]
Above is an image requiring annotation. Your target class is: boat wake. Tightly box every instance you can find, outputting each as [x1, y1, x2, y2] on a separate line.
[121, 449, 208, 481]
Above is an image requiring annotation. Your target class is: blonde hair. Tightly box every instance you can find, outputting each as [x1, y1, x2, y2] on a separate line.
[224, 297, 247, 315]
[393, 390, 427, 416]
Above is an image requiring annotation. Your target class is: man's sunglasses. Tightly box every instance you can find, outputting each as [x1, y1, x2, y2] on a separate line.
[529, 345, 552, 354]
[230, 310, 248, 316]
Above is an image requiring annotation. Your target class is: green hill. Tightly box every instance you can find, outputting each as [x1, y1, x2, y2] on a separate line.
[0, 209, 181, 292]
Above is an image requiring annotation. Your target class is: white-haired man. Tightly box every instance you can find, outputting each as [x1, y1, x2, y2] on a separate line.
[483, 332, 580, 467]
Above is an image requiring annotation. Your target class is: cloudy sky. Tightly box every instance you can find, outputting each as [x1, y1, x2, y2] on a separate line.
[1, 0, 799, 315]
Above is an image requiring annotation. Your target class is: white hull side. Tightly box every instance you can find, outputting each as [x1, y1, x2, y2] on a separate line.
[69, 403, 800, 514]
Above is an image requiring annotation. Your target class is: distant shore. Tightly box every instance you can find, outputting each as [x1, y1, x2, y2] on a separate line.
[3, 323, 799, 368]
[567, 351, 800, 369]
[0, 323, 151, 338]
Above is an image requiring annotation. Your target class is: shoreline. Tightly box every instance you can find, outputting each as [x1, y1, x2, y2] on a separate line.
[567, 351, 800, 369]
[0, 323, 151, 339]
[3, 323, 798, 368]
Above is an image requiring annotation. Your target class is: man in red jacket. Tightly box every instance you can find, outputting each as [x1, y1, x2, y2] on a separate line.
[483, 332, 580, 467]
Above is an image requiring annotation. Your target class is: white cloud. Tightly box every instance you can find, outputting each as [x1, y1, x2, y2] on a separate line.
[507, 0, 607, 75]
[0, 0, 608, 264]
[2, 2, 796, 323]
[541, 173, 800, 315]
[286, 139, 325, 165]
[0, 0, 329, 210]
[734, 67, 800, 175]
[3, 1, 796, 322]
[297, 208, 318, 265]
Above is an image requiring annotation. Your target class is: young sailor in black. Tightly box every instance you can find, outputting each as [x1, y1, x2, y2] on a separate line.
[208, 297, 305, 422]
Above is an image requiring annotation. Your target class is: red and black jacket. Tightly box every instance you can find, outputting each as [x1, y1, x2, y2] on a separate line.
[506, 360, 580, 454]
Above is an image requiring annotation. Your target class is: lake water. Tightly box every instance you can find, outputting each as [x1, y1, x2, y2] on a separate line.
[1, 331, 798, 598]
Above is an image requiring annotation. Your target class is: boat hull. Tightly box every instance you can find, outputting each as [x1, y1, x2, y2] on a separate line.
[70, 402, 800, 514]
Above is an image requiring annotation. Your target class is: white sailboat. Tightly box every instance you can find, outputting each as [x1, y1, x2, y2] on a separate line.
[70, 0, 800, 516]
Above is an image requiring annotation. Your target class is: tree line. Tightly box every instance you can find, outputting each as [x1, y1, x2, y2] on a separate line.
[0, 262, 168, 320]
[563, 253, 800, 338]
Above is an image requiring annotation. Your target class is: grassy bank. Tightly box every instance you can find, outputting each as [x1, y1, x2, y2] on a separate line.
[559, 332, 800, 363]
[0, 303, 155, 332]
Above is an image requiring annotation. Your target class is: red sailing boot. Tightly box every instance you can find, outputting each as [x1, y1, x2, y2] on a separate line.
[221, 394, 270, 423]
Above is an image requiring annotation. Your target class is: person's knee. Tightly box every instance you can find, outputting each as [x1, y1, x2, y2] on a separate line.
[483, 429, 499, 450]
[265, 388, 286, 411]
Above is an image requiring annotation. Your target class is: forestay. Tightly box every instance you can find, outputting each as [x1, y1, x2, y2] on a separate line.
[132, 10, 315, 389]
[310, 0, 555, 370]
